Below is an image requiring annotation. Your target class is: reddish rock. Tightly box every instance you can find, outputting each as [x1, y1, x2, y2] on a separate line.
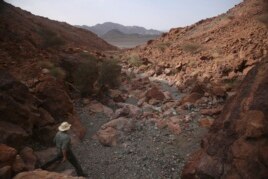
[145, 87, 165, 101]
[0, 122, 28, 148]
[101, 117, 135, 133]
[35, 75, 73, 121]
[182, 59, 268, 179]
[167, 122, 181, 135]
[200, 106, 223, 116]
[0, 166, 12, 179]
[117, 103, 142, 117]
[97, 127, 117, 147]
[12, 155, 26, 174]
[198, 118, 214, 127]
[88, 101, 105, 113]
[13, 169, 84, 179]
[19, 147, 37, 171]
[0, 144, 17, 168]
[211, 85, 226, 97]
[181, 92, 203, 104]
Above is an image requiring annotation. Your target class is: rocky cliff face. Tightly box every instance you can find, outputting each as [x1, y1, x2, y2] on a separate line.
[124, 0, 268, 93]
[182, 58, 268, 178]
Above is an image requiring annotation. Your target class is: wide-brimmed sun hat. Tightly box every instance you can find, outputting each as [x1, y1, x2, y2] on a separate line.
[58, 121, 72, 131]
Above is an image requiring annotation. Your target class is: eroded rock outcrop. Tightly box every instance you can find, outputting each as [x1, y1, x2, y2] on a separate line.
[13, 169, 85, 179]
[182, 59, 268, 178]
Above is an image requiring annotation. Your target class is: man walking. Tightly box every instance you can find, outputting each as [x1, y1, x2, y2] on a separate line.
[41, 121, 86, 177]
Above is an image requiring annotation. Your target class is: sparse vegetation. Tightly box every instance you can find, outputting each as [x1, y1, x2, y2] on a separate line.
[257, 13, 268, 27]
[98, 59, 121, 88]
[38, 61, 66, 80]
[38, 27, 65, 48]
[182, 43, 201, 54]
[73, 56, 99, 96]
[50, 67, 66, 80]
[128, 54, 143, 67]
[156, 42, 171, 51]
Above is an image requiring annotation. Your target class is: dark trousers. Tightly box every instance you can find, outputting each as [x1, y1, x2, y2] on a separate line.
[41, 149, 85, 176]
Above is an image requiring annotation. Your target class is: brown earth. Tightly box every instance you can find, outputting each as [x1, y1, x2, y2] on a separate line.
[0, 0, 268, 178]
[123, 0, 268, 94]
[182, 58, 268, 179]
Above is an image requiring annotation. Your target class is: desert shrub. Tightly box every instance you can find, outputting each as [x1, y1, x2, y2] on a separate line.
[38, 61, 54, 69]
[73, 57, 99, 96]
[258, 13, 268, 27]
[156, 42, 171, 51]
[50, 67, 66, 80]
[182, 43, 201, 54]
[98, 59, 121, 88]
[38, 28, 65, 48]
[128, 54, 143, 67]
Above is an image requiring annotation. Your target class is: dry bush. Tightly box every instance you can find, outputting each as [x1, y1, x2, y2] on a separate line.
[73, 57, 99, 96]
[38, 61, 54, 69]
[38, 28, 65, 48]
[98, 59, 121, 88]
[182, 43, 201, 54]
[128, 54, 143, 67]
[50, 67, 66, 80]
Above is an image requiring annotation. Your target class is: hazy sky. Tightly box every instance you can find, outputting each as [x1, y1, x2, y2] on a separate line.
[5, 0, 242, 30]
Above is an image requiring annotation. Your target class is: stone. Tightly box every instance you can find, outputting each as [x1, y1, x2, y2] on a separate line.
[198, 118, 215, 127]
[117, 103, 142, 117]
[182, 59, 268, 179]
[97, 127, 117, 147]
[13, 169, 84, 179]
[0, 122, 28, 148]
[181, 92, 203, 104]
[19, 147, 37, 171]
[101, 117, 135, 132]
[200, 106, 223, 116]
[12, 155, 26, 173]
[145, 87, 165, 101]
[34, 148, 57, 167]
[0, 166, 12, 179]
[35, 75, 73, 121]
[167, 122, 181, 135]
[0, 144, 17, 168]
[88, 100, 104, 113]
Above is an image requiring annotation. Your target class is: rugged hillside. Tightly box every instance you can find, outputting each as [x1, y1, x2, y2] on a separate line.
[79, 22, 162, 36]
[124, 0, 267, 93]
[0, 0, 117, 79]
[0, 1, 117, 178]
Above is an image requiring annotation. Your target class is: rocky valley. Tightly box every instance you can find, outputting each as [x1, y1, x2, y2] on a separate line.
[0, 0, 267, 178]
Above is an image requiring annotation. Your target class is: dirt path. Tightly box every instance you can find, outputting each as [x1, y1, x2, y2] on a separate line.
[71, 76, 208, 179]
[74, 105, 206, 179]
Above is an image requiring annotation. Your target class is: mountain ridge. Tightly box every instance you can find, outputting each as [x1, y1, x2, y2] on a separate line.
[78, 22, 162, 36]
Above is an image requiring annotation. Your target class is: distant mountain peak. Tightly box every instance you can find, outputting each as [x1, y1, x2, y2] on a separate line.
[78, 22, 162, 36]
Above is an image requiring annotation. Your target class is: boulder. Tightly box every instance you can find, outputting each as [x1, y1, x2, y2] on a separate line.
[198, 118, 215, 128]
[200, 106, 223, 116]
[35, 75, 73, 121]
[12, 155, 26, 174]
[180, 92, 203, 104]
[145, 87, 165, 101]
[13, 169, 84, 179]
[19, 147, 37, 171]
[0, 122, 28, 148]
[0, 166, 12, 179]
[167, 122, 181, 135]
[182, 59, 268, 178]
[0, 144, 17, 168]
[96, 127, 117, 147]
[101, 117, 135, 133]
[117, 103, 142, 117]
